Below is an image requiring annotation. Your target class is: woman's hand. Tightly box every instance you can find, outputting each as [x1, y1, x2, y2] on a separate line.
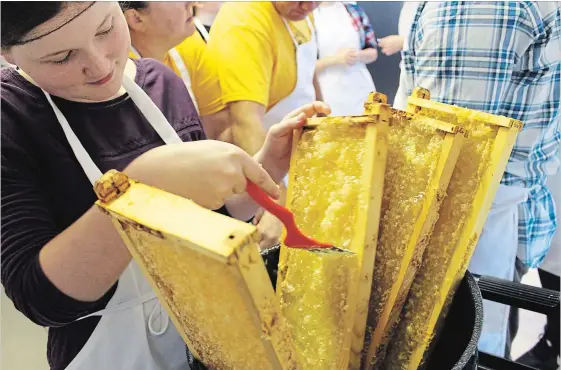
[377, 35, 404, 56]
[255, 101, 332, 183]
[334, 48, 358, 66]
[357, 48, 379, 64]
[251, 102, 331, 249]
[126, 141, 280, 210]
[316, 49, 357, 73]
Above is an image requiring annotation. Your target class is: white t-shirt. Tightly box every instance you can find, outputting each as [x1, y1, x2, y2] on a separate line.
[394, 2, 421, 109]
[398, 1, 420, 51]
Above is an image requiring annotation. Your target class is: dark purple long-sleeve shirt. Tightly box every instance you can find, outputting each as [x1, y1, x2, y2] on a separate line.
[1, 58, 228, 369]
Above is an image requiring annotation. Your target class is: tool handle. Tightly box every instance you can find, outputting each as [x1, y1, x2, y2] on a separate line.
[246, 181, 292, 225]
[246, 181, 330, 249]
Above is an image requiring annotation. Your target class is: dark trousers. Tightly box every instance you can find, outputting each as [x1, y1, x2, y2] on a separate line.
[508, 259, 560, 359]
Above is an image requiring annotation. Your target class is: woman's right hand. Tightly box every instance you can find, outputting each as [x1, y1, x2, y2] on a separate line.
[126, 140, 280, 210]
[333, 48, 358, 66]
[377, 35, 404, 56]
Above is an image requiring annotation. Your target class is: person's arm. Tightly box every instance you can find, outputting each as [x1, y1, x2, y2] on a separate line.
[354, 4, 379, 64]
[228, 101, 267, 156]
[38, 208, 132, 303]
[377, 35, 404, 56]
[1, 132, 126, 325]
[205, 5, 275, 154]
[200, 108, 232, 143]
[313, 72, 324, 101]
[2, 129, 281, 317]
[316, 55, 340, 74]
[357, 48, 378, 64]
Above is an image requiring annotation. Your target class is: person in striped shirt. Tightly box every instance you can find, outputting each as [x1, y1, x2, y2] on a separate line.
[399, 1, 560, 359]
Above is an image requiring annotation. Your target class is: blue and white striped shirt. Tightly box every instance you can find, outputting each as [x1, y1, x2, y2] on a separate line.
[401, 2, 561, 267]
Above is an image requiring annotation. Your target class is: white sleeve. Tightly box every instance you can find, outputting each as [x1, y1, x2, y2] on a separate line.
[398, 1, 420, 50]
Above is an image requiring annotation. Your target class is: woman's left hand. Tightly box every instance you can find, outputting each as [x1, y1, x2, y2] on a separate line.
[254, 102, 331, 183]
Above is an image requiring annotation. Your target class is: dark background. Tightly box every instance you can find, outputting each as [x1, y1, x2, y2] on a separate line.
[361, 1, 404, 105]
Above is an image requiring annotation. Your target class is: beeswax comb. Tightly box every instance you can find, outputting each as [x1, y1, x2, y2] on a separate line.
[94, 170, 300, 370]
[362, 90, 465, 370]
[383, 87, 522, 370]
[249, 173, 361, 370]
[280, 96, 391, 369]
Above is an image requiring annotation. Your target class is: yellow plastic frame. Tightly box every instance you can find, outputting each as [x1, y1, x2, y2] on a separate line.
[278, 93, 391, 369]
[94, 170, 299, 370]
[362, 92, 466, 370]
[402, 88, 523, 370]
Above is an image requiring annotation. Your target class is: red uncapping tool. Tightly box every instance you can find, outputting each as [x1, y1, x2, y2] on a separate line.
[246, 181, 332, 249]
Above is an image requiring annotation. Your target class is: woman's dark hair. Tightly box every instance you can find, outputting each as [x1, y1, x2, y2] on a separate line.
[118, 2, 148, 12]
[118, 2, 197, 16]
[1, 2, 65, 49]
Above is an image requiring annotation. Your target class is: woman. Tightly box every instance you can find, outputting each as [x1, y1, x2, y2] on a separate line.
[314, 1, 378, 116]
[122, 1, 230, 142]
[195, 1, 223, 40]
[0, 2, 330, 370]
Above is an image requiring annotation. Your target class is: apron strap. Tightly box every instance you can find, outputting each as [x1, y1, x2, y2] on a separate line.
[76, 290, 170, 336]
[167, 48, 200, 114]
[129, 45, 141, 59]
[147, 300, 170, 336]
[282, 16, 315, 48]
[41, 91, 103, 184]
[129, 44, 199, 114]
[121, 74, 183, 145]
[194, 18, 210, 42]
[76, 291, 157, 320]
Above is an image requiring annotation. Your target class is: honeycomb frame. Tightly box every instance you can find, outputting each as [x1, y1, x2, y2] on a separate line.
[362, 92, 466, 370]
[94, 170, 299, 370]
[278, 246, 360, 370]
[278, 94, 391, 369]
[385, 88, 523, 370]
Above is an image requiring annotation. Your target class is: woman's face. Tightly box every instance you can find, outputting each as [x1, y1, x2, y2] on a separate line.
[275, 2, 320, 21]
[139, 2, 196, 46]
[4, 2, 130, 102]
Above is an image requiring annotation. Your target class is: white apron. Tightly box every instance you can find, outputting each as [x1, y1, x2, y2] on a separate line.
[41, 73, 189, 370]
[314, 2, 376, 116]
[131, 45, 199, 114]
[262, 17, 317, 130]
[263, 17, 317, 185]
[468, 184, 531, 357]
[168, 48, 199, 114]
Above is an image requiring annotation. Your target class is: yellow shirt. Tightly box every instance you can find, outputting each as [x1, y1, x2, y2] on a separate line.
[129, 32, 225, 116]
[207, 2, 314, 111]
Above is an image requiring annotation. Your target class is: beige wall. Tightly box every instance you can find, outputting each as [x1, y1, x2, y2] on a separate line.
[1, 288, 49, 370]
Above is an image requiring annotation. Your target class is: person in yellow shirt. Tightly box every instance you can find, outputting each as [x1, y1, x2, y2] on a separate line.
[120, 1, 230, 142]
[208, 1, 323, 249]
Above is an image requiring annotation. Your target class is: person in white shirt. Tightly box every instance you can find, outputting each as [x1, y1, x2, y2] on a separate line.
[314, 1, 378, 115]
[378, 1, 420, 109]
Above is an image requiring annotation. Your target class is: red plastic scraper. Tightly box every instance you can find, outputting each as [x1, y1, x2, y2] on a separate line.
[246, 181, 331, 249]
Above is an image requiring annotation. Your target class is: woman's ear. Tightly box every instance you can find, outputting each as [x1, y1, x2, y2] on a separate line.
[1, 50, 15, 65]
[123, 9, 146, 33]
